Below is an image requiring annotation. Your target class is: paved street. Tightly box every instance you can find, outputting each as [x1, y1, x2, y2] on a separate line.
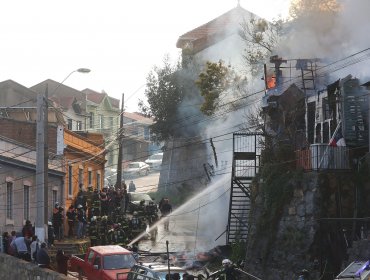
[127, 171, 160, 193]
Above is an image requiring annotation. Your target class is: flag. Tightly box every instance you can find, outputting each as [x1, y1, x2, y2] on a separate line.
[329, 128, 346, 147]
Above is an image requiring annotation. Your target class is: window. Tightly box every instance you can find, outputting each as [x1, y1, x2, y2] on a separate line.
[89, 112, 94, 129]
[322, 98, 331, 120]
[7, 182, 13, 219]
[52, 190, 57, 208]
[88, 170, 92, 186]
[87, 251, 95, 264]
[99, 115, 104, 129]
[24, 185, 30, 220]
[76, 121, 82, 131]
[67, 119, 73, 130]
[79, 168, 83, 186]
[96, 172, 101, 190]
[68, 165, 73, 196]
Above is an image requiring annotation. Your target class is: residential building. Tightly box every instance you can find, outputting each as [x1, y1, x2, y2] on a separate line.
[0, 79, 106, 233]
[30, 79, 87, 131]
[82, 88, 120, 171]
[176, 3, 256, 72]
[0, 122, 64, 234]
[122, 112, 153, 164]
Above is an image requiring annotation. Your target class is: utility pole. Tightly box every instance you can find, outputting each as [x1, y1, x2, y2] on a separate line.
[116, 93, 124, 189]
[35, 85, 49, 242]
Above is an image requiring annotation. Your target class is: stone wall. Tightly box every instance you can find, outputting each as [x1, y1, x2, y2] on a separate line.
[0, 253, 74, 280]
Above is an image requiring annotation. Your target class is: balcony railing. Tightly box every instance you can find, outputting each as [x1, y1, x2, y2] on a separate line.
[296, 144, 350, 171]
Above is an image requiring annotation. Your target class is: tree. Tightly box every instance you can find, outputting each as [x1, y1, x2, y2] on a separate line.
[138, 56, 184, 143]
[239, 16, 283, 77]
[195, 60, 244, 116]
[289, 0, 340, 19]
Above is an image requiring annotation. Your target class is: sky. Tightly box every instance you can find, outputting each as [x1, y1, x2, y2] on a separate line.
[0, 0, 291, 112]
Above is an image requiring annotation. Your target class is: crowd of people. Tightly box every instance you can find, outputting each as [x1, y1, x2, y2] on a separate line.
[1, 181, 175, 276]
[1, 220, 70, 275]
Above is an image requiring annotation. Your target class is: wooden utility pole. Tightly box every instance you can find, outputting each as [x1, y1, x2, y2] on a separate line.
[116, 93, 124, 189]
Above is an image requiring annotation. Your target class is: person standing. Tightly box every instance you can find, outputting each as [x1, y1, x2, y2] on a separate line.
[53, 205, 64, 241]
[37, 242, 50, 268]
[7, 231, 16, 256]
[56, 249, 70, 275]
[76, 204, 87, 239]
[159, 198, 172, 231]
[22, 220, 34, 238]
[30, 235, 40, 263]
[2, 232, 9, 254]
[128, 180, 136, 192]
[66, 205, 76, 238]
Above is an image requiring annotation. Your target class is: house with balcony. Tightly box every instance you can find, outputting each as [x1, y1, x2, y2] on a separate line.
[262, 56, 369, 172]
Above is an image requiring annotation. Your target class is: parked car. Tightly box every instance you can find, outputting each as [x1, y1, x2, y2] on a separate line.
[69, 245, 137, 280]
[145, 153, 163, 171]
[128, 262, 187, 280]
[123, 162, 150, 178]
[127, 192, 156, 213]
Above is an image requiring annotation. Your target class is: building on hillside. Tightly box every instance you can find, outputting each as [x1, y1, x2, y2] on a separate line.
[122, 112, 153, 162]
[262, 56, 370, 171]
[31, 79, 87, 131]
[176, 3, 257, 72]
[82, 88, 120, 171]
[0, 80, 106, 231]
[0, 133, 64, 234]
[157, 4, 257, 191]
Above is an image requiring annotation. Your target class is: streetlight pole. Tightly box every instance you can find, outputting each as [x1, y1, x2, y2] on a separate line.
[35, 68, 90, 243]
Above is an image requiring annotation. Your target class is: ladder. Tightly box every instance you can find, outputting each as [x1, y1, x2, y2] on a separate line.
[227, 133, 262, 244]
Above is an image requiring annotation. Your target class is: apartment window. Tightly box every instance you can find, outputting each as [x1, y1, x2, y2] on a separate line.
[7, 182, 13, 219]
[24, 185, 30, 220]
[52, 190, 57, 208]
[89, 112, 94, 129]
[76, 121, 82, 131]
[96, 172, 101, 190]
[99, 115, 104, 129]
[79, 168, 83, 186]
[67, 119, 73, 130]
[88, 170, 92, 186]
[68, 165, 73, 196]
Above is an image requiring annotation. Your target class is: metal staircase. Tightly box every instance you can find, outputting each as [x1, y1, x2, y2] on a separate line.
[227, 133, 262, 244]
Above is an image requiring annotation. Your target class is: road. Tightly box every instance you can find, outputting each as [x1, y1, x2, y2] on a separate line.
[126, 171, 160, 193]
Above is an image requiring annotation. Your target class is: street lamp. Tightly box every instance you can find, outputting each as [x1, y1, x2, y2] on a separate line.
[35, 67, 91, 243]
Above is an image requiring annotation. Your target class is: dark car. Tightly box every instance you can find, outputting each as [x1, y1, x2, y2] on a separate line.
[127, 192, 156, 213]
[128, 262, 187, 280]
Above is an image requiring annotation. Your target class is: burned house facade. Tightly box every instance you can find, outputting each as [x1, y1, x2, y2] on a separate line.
[263, 56, 369, 171]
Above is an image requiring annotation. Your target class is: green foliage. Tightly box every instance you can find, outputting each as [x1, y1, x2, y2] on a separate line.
[195, 60, 239, 116]
[138, 56, 184, 143]
[230, 239, 246, 263]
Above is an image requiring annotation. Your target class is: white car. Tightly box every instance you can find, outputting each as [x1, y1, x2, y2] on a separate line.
[145, 152, 163, 171]
[123, 162, 150, 178]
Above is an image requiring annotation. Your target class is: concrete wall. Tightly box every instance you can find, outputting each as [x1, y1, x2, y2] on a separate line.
[0, 253, 74, 280]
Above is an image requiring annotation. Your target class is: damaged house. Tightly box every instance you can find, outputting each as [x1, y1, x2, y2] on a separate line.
[244, 56, 370, 278]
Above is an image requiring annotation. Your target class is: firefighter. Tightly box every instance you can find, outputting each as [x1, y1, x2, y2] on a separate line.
[89, 216, 98, 246]
[159, 198, 172, 231]
[92, 188, 101, 217]
[86, 186, 94, 220]
[66, 205, 76, 238]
